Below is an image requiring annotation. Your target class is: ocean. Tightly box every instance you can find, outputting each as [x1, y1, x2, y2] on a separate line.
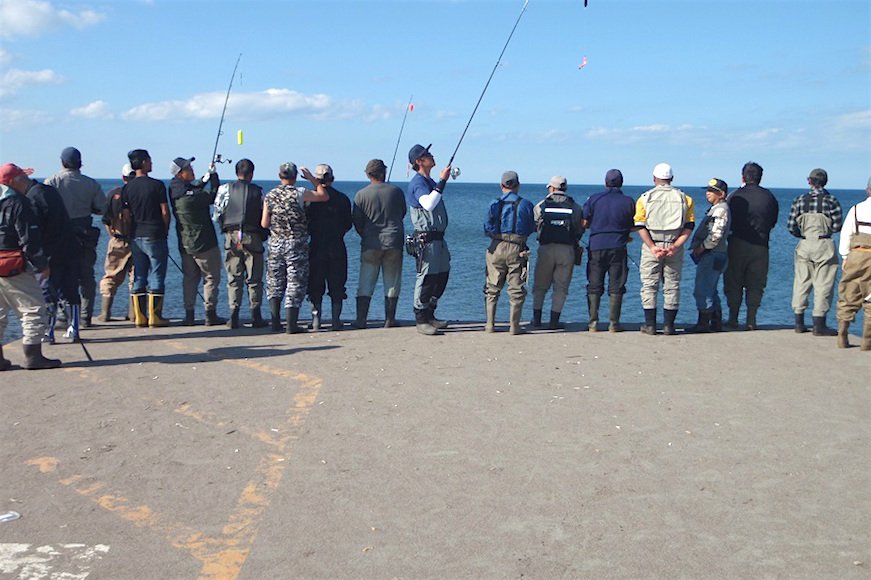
[2, 179, 866, 342]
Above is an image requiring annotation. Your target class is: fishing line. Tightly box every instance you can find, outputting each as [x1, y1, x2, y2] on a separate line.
[168, 253, 205, 303]
[387, 94, 413, 182]
[211, 53, 242, 165]
[446, 0, 530, 171]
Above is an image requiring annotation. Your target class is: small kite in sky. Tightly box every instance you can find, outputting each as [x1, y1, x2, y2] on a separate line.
[578, 56, 588, 70]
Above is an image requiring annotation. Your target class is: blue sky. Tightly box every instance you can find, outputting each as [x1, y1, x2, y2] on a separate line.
[1, 0, 869, 189]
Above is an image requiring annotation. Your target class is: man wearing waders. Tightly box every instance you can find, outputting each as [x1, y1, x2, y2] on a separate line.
[484, 171, 535, 334]
[633, 163, 695, 335]
[306, 164, 352, 331]
[532, 175, 584, 330]
[169, 157, 225, 327]
[687, 178, 731, 333]
[406, 144, 452, 335]
[582, 169, 635, 332]
[214, 159, 268, 329]
[836, 176, 871, 350]
[787, 168, 843, 336]
[97, 164, 134, 322]
[724, 161, 779, 330]
[261, 163, 328, 333]
[45, 147, 106, 328]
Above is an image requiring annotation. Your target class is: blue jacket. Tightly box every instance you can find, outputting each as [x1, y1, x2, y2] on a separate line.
[484, 192, 535, 238]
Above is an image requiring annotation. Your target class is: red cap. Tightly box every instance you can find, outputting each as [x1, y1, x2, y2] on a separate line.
[0, 163, 34, 185]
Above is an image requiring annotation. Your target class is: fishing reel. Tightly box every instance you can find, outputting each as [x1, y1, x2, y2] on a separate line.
[450, 166, 461, 180]
[213, 154, 232, 164]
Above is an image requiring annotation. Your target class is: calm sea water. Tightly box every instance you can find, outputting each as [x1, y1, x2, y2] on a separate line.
[3, 179, 866, 342]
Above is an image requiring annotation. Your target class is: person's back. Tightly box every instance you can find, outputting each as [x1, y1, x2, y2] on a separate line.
[728, 183, 779, 247]
[354, 181, 406, 251]
[24, 180, 76, 255]
[124, 175, 168, 240]
[307, 185, 352, 250]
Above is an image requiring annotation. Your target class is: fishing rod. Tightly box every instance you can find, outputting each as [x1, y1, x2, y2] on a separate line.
[387, 94, 413, 182]
[210, 53, 242, 166]
[446, 0, 530, 174]
[168, 253, 205, 303]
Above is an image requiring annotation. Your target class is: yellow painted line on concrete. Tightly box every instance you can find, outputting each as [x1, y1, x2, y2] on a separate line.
[27, 345, 326, 580]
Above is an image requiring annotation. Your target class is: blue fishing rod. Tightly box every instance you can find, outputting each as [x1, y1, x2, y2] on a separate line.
[387, 94, 413, 182]
[446, 0, 530, 176]
[211, 53, 242, 165]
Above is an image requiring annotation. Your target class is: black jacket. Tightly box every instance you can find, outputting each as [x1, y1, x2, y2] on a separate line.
[306, 186, 352, 253]
[727, 184, 779, 247]
[0, 187, 48, 271]
[24, 180, 78, 259]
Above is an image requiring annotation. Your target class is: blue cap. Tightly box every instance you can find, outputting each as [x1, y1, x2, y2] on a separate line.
[61, 146, 81, 167]
[408, 143, 432, 164]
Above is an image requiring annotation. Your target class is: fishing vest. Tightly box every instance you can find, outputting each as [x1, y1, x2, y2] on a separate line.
[644, 186, 687, 241]
[487, 197, 521, 236]
[221, 180, 263, 233]
[174, 191, 219, 254]
[539, 197, 576, 245]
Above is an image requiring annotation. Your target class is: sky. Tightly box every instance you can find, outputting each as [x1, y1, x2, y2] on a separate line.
[0, 0, 869, 189]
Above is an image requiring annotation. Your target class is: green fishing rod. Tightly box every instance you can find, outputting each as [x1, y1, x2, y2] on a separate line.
[446, 0, 530, 176]
[211, 53, 242, 165]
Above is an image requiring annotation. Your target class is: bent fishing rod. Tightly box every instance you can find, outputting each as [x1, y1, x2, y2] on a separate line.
[387, 94, 413, 182]
[211, 53, 242, 166]
[446, 0, 530, 172]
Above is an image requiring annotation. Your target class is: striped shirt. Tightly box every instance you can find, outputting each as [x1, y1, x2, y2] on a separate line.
[786, 187, 843, 238]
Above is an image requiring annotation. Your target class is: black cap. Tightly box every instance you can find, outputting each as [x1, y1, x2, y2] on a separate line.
[408, 143, 432, 164]
[705, 178, 728, 195]
[128, 149, 150, 164]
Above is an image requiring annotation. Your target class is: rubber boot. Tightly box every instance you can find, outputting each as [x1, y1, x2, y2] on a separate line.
[640, 309, 657, 335]
[587, 294, 601, 332]
[548, 311, 564, 330]
[182, 309, 196, 326]
[269, 298, 283, 332]
[794, 313, 807, 334]
[812, 315, 837, 337]
[710, 306, 723, 333]
[227, 307, 240, 329]
[148, 293, 169, 327]
[384, 297, 400, 328]
[745, 307, 758, 331]
[22, 343, 61, 370]
[509, 302, 525, 335]
[609, 294, 624, 333]
[250, 307, 268, 328]
[205, 309, 225, 326]
[352, 297, 368, 329]
[0, 344, 11, 372]
[286, 307, 305, 334]
[484, 298, 498, 332]
[43, 303, 57, 344]
[532, 309, 542, 329]
[862, 315, 871, 351]
[96, 295, 113, 323]
[310, 299, 322, 331]
[331, 299, 344, 331]
[415, 309, 438, 336]
[63, 304, 80, 340]
[126, 295, 133, 321]
[837, 320, 850, 349]
[686, 310, 713, 334]
[80, 297, 93, 328]
[429, 308, 448, 330]
[132, 293, 148, 328]
[663, 309, 678, 335]
[726, 308, 740, 329]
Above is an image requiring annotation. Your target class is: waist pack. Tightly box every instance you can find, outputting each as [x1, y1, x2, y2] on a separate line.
[0, 249, 26, 277]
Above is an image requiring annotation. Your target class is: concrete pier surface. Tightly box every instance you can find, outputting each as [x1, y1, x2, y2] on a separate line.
[1, 318, 868, 579]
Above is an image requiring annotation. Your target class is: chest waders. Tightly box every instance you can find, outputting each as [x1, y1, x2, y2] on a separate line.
[792, 212, 838, 334]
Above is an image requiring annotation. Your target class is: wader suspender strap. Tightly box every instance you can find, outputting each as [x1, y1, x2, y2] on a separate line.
[496, 198, 520, 235]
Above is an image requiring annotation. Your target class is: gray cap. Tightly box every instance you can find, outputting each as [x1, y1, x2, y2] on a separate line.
[315, 164, 333, 180]
[365, 159, 387, 176]
[279, 162, 298, 178]
[548, 175, 568, 191]
[170, 157, 194, 176]
[501, 170, 519, 188]
[808, 168, 828, 187]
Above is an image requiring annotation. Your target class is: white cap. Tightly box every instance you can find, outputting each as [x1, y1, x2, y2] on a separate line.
[121, 163, 134, 177]
[653, 163, 673, 180]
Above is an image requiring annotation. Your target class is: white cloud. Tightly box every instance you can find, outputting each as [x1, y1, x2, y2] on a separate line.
[71, 99, 112, 119]
[0, 0, 106, 40]
[585, 123, 706, 144]
[121, 88, 390, 123]
[0, 107, 53, 129]
[0, 48, 12, 66]
[0, 67, 63, 98]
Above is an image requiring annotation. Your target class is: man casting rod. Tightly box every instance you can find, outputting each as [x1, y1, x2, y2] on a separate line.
[447, 0, 530, 169]
[387, 94, 414, 182]
[211, 53, 242, 165]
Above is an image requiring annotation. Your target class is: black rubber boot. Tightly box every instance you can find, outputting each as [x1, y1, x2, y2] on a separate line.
[205, 309, 226, 326]
[227, 307, 240, 329]
[812, 315, 837, 337]
[686, 310, 713, 333]
[23, 343, 61, 370]
[745, 307, 758, 331]
[608, 294, 623, 333]
[587, 294, 601, 332]
[182, 309, 196, 326]
[353, 296, 370, 329]
[710, 306, 723, 332]
[548, 311, 564, 330]
[286, 307, 305, 334]
[416, 309, 438, 335]
[663, 309, 678, 335]
[269, 298, 282, 332]
[81, 297, 93, 328]
[0, 344, 11, 372]
[96, 295, 113, 323]
[532, 309, 542, 329]
[310, 299, 322, 331]
[250, 307, 268, 328]
[384, 296, 400, 328]
[429, 306, 448, 329]
[331, 299, 344, 331]
[640, 309, 657, 335]
[794, 313, 807, 333]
